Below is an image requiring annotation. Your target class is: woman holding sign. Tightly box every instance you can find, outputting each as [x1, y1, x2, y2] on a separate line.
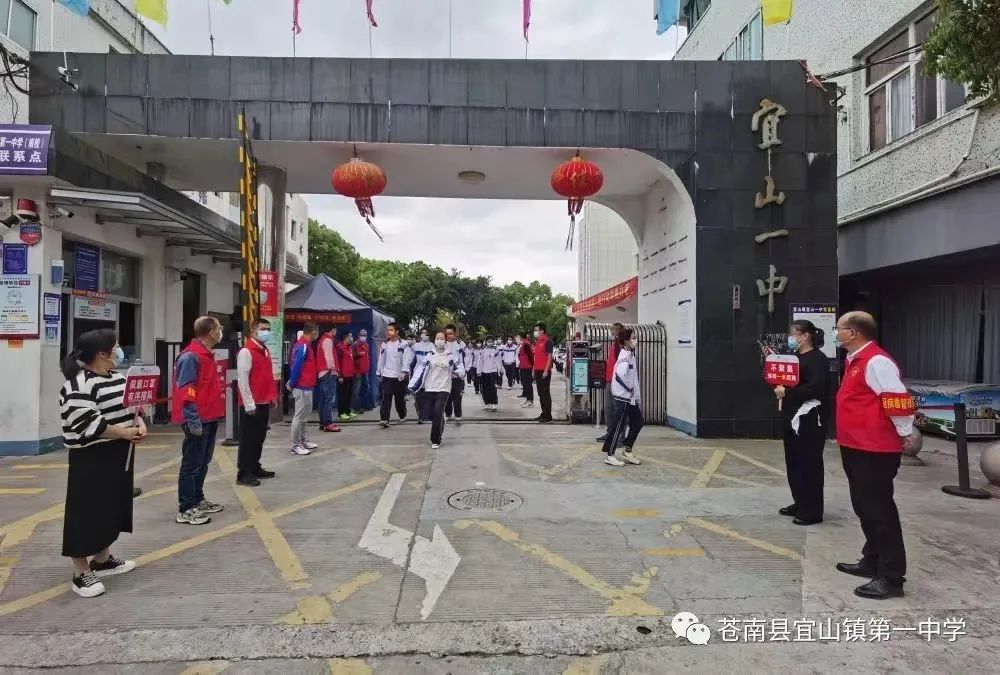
[773, 320, 830, 526]
[59, 329, 146, 598]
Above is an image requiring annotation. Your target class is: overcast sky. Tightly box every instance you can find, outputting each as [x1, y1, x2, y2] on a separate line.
[143, 1, 683, 297]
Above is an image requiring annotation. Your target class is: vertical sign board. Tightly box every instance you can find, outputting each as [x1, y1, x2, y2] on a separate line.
[0, 125, 51, 175]
[790, 304, 838, 359]
[238, 111, 261, 329]
[214, 348, 230, 403]
[0, 274, 40, 338]
[259, 270, 278, 316]
[2, 244, 27, 274]
[74, 243, 100, 292]
[43, 292, 61, 346]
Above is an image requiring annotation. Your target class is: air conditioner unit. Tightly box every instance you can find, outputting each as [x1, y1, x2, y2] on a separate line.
[164, 246, 190, 271]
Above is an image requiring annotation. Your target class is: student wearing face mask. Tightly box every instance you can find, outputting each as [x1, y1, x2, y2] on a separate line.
[409, 331, 466, 448]
[443, 324, 468, 423]
[773, 320, 830, 527]
[479, 338, 502, 412]
[288, 323, 320, 455]
[172, 316, 227, 525]
[376, 322, 412, 428]
[517, 332, 535, 407]
[235, 318, 279, 487]
[500, 337, 518, 389]
[532, 323, 555, 423]
[602, 328, 644, 466]
[59, 329, 145, 598]
[410, 330, 435, 423]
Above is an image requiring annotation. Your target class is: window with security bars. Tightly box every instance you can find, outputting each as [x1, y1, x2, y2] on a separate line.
[865, 11, 967, 153]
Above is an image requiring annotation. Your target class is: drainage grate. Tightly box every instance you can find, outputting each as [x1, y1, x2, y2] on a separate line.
[447, 488, 524, 513]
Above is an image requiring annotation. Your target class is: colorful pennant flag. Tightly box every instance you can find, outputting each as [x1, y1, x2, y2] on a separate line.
[56, 0, 91, 16]
[366, 0, 378, 28]
[135, 0, 168, 27]
[522, 0, 531, 41]
[293, 0, 303, 34]
[762, 0, 794, 26]
[655, 0, 679, 35]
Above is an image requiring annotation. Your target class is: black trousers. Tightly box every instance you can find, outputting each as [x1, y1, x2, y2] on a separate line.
[519, 368, 534, 401]
[534, 371, 552, 419]
[602, 399, 644, 454]
[782, 410, 825, 520]
[415, 390, 430, 420]
[238, 404, 271, 475]
[481, 372, 498, 405]
[379, 377, 407, 421]
[840, 447, 906, 583]
[338, 376, 354, 416]
[503, 363, 517, 387]
[428, 391, 450, 444]
[444, 377, 464, 418]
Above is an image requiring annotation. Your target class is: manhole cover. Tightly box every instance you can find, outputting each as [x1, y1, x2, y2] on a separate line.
[447, 488, 524, 512]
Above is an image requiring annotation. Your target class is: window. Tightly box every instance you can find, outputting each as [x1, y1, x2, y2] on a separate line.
[1, 0, 36, 50]
[101, 250, 139, 299]
[290, 218, 297, 241]
[721, 12, 763, 61]
[681, 0, 711, 30]
[865, 11, 966, 152]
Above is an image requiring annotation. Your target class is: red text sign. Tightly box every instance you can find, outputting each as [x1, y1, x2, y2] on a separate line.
[123, 365, 161, 407]
[764, 354, 800, 387]
[259, 270, 278, 316]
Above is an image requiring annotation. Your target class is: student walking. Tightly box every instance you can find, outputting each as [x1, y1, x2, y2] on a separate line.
[465, 340, 478, 392]
[479, 338, 502, 411]
[411, 330, 435, 423]
[287, 323, 320, 456]
[517, 332, 535, 408]
[235, 318, 279, 487]
[500, 337, 518, 389]
[443, 324, 467, 423]
[773, 320, 830, 526]
[59, 329, 144, 598]
[376, 322, 412, 428]
[335, 332, 356, 421]
[172, 316, 228, 524]
[314, 325, 340, 433]
[597, 322, 624, 442]
[409, 331, 466, 448]
[602, 328, 645, 466]
[532, 323, 555, 423]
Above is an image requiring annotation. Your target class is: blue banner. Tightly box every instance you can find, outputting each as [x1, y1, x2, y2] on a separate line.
[57, 0, 92, 17]
[0, 125, 51, 176]
[656, 0, 679, 35]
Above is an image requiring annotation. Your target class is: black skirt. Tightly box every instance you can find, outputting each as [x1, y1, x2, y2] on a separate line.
[62, 439, 134, 558]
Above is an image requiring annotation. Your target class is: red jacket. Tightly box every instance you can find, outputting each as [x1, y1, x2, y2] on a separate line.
[171, 339, 225, 425]
[532, 335, 552, 372]
[355, 341, 371, 373]
[336, 341, 356, 377]
[605, 341, 621, 384]
[836, 342, 914, 453]
[315, 332, 337, 373]
[517, 339, 533, 369]
[238, 337, 277, 407]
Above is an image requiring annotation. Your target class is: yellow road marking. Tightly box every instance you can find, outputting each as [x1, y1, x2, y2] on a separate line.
[214, 451, 310, 588]
[179, 662, 231, 675]
[564, 655, 610, 675]
[12, 464, 68, 470]
[329, 659, 372, 675]
[329, 571, 382, 603]
[640, 455, 769, 488]
[724, 447, 785, 476]
[279, 571, 384, 624]
[612, 508, 662, 519]
[690, 448, 727, 488]
[501, 445, 593, 481]
[663, 523, 685, 538]
[639, 547, 705, 557]
[686, 517, 803, 561]
[348, 447, 399, 473]
[0, 475, 38, 480]
[0, 488, 45, 495]
[454, 519, 662, 617]
[0, 553, 18, 596]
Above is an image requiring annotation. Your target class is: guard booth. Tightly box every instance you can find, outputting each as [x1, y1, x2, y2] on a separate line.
[582, 323, 668, 426]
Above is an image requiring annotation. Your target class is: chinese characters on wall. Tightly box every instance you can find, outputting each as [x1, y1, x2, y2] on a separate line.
[751, 98, 789, 315]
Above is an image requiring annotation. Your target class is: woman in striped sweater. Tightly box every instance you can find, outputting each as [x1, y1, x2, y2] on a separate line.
[59, 328, 146, 598]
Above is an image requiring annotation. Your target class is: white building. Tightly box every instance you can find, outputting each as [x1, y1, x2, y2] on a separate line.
[0, 1, 307, 455]
[576, 201, 638, 301]
[675, 0, 1000, 385]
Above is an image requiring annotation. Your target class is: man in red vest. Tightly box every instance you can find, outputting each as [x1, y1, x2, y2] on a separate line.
[288, 323, 320, 455]
[314, 325, 341, 432]
[834, 311, 916, 599]
[532, 323, 554, 423]
[335, 332, 357, 421]
[516, 332, 534, 407]
[235, 318, 279, 486]
[172, 316, 227, 525]
[352, 329, 372, 413]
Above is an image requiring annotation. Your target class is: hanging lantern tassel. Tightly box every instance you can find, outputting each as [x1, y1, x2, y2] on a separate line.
[551, 153, 603, 253]
[354, 197, 384, 242]
[332, 152, 388, 242]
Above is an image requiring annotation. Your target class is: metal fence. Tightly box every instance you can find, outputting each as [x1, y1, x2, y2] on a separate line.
[583, 323, 668, 425]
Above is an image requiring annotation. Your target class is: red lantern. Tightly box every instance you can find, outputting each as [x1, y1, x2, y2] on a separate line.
[550, 153, 603, 250]
[332, 152, 387, 241]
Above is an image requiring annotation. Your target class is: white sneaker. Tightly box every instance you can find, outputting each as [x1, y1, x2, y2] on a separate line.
[431, 443, 441, 449]
[621, 449, 641, 465]
[72, 570, 106, 598]
[455, 417, 463, 426]
[520, 401, 530, 408]
[302, 439, 319, 450]
[290, 445, 311, 456]
[527, 401, 534, 408]
[604, 454, 626, 467]
[176, 508, 211, 525]
[380, 420, 390, 428]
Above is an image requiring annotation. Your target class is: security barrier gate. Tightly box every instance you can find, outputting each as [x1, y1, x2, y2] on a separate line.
[583, 323, 668, 425]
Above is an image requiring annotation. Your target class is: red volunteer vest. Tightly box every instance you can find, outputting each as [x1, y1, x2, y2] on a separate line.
[517, 340, 533, 369]
[289, 337, 318, 388]
[171, 339, 225, 425]
[336, 341, 356, 377]
[836, 342, 914, 453]
[605, 341, 621, 384]
[238, 338, 277, 406]
[315, 333, 336, 372]
[355, 341, 371, 373]
[532, 335, 551, 372]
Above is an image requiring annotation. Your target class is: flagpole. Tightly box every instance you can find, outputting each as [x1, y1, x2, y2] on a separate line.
[50, 0, 55, 50]
[448, 0, 453, 58]
[368, 21, 373, 59]
[206, 0, 216, 55]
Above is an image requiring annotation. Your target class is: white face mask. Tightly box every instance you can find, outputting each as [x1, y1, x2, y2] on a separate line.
[434, 339, 446, 349]
[533, 331, 540, 339]
[629, 339, 638, 350]
[421, 334, 429, 342]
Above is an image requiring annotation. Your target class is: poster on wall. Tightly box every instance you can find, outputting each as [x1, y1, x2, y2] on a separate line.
[677, 299, 693, 346]
[43, 292, 60, 321]
[790, 303, 837, 359]
[259, 270, 278, 316]
[2, 244, 27, 274]
[264, 314, 284, 378]
[74, 243, 100, 292]
[73, 296, 118, 322]
[0, 274, 40, 338]
[43, 321, 60, 345]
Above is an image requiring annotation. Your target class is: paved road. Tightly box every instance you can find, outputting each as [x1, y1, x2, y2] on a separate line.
[0, 419, 998, 672]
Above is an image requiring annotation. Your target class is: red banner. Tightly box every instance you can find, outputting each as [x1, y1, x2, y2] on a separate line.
[764, 354, 800, 387]
[571, 276, 638, 315]
[285, 311, 353, 324]
[259, 270, 278, 316]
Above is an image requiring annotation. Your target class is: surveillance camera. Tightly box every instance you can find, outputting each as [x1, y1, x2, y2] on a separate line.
[57, 66, 80, 92]
[51, 206, 75, 219]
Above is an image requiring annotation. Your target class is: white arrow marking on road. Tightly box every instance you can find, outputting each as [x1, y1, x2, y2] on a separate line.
[358, 473, 460, 620]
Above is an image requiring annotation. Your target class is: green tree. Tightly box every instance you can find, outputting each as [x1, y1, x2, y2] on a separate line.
[924, 0, 1000, 104]
[307, 219, 361, 291]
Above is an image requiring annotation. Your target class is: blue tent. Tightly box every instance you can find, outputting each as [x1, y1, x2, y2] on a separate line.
[284, 273, 393, 410]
